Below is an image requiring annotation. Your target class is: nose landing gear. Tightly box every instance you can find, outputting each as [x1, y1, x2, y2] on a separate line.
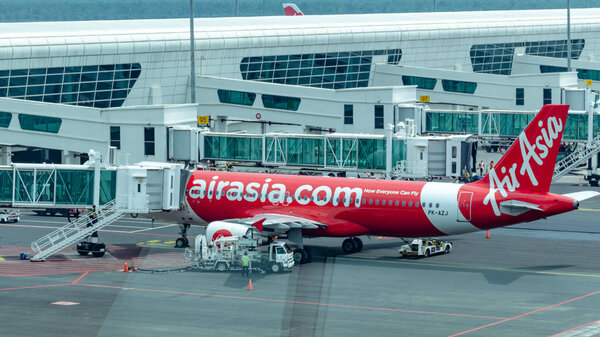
[175, 223, 191, 248]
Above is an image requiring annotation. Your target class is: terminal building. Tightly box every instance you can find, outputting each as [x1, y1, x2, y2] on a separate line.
[0, 8, 599, 167]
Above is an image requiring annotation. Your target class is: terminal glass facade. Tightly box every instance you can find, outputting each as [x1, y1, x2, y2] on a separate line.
[217, 89, 256, 106]
[0, 169, 12, 202]
[471, 39, 585, 75]
[240, 49, 402, 89]
[0, 63, 141, 108]
[0, 111, 11, 128]
[18, 114, 62, 133]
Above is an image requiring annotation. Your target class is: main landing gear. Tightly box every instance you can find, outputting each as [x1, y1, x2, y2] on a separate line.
[175, 223, 191, 248]
[342, 237, 363, 254]
[293, 248, 312, 265]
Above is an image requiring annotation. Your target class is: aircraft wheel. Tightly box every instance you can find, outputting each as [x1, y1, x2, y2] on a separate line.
[352, 237, 363, 252]
[424, 249, 430, 257]
[175, 238, 189, 248]
[445, 246, 450, 254]
[293, 249, 312, 264]
[342, 238, 357, 253]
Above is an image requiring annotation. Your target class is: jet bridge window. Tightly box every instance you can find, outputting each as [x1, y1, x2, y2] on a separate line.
[217, 89, 256, 106]
[144, 127, 155, 156]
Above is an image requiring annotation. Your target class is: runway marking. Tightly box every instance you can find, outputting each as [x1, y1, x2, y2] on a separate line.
[0, 283, 69, 291]
[549, 319, 600, 336]
[0, 223, 180, 237]
[71, 271, 88, 285]
[73, 283, 507, 320]
[51, 301, 79, 306]
[448, 290, 600, 336]
[131, 224, 178, 233]
[579, 208, 600, 212]
[333, 256, 600, 279]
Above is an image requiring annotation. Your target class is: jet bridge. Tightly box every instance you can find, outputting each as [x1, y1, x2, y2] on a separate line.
[0, 151, 188, 260]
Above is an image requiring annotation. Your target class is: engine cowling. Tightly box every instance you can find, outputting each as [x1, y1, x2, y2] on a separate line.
[205, 221, 259, 243]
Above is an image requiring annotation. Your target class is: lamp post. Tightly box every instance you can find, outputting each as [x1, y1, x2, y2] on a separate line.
[189, 0, 196, 103]
[567, 0, 572, 72]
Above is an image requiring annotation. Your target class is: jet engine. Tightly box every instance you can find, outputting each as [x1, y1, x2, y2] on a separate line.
[205, 221, 260, 243]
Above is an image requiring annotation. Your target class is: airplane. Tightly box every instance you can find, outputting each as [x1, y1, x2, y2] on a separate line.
[154, 104, 598, 264]
[282, 3, 304, 16]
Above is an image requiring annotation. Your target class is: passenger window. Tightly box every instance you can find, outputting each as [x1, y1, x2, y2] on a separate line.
[375, 200, 379, 205]
[362, 199, 366, 204]
[408, 202, 413, 207]
[429, 202, 433, 208]
[436, 203, 440, 208]
[402, 201, 406, 207]
[395, 201, 399, 206]
[369, 199, 373, 205]
[416, 202, 419, 207]
[382, 200, 386, 206]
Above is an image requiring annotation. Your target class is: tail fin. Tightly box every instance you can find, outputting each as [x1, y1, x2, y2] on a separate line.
[472, 105, 569, 193]
[282, 3, 304, 16]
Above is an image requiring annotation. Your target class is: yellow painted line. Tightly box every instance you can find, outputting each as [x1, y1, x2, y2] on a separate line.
[579, 208, 600, 212]
[333, 256, 600, 279]
[147, 240, 160, 243]
[164, 241, 175, 244]
[0, 257, 5, 262]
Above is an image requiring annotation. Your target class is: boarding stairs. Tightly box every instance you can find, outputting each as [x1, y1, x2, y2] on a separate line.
[553, 135, 600, 182]
[30, 200, 124, 261]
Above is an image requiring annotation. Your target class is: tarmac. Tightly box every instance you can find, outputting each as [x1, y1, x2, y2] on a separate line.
[0, 183, 599, 337]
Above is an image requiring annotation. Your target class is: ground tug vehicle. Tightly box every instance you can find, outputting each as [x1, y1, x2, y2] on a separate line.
[184, 234, 295, 273]
[399, 239, 452, 258]
[0, 209, 19, 223]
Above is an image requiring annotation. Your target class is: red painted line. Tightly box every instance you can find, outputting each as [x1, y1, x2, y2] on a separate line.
[75, 283, 506, 320]
[0, 223, 179, 237]
[71, 271, 89, 285]
[548, 319, 600, 337]
[448, 290, 600, 336]
[0, 283, 69, 291]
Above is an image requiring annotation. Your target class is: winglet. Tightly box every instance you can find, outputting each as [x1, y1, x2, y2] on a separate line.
[251, 218, 266, 232]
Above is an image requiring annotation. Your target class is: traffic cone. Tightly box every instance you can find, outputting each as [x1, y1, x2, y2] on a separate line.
[486, 230, 490, 239]
[123, 262, 128, 272]
[248, 278, 253, 291]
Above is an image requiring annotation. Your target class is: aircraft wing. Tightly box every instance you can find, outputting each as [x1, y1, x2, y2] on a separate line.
[240, 213, 327, 230]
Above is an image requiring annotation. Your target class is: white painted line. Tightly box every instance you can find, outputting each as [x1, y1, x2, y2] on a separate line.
[51, 301, 79, 306]
[130, 224, 178, 233]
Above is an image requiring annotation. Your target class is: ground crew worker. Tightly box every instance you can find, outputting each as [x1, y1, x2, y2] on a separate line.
[87, 205, 98, 241]
[489, 160, 494, 171]
[241, 252, 250, 277]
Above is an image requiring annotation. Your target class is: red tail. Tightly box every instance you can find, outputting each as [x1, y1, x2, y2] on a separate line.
[282, 3, 304, 16]
[472, 105, 569, 193]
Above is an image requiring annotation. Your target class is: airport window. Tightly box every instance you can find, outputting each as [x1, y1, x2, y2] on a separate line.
[374, 105, 384, 129]
[262, 94, 301, 111]
[516, 88, 524, 106]
[442, 80, 477, 94]
[110, 126, 121, 149]
[18, 114, 61, 133]
[144, 127, 155, 156]
[576, 68, 600, 81]
[452, 162, 457, 174]
[217, 89, 256, 106]
[0, 63, 140, 108]
[344, 104, 353, 125]
[402, 76, 437, 90]
[0, 111, 11, 128]
[452, 146, 457, 158]
[540, 65, 567, 73]
[240, 49, 401, 89]
[470, 39, 585, 75]
[543, 88, 552, 105]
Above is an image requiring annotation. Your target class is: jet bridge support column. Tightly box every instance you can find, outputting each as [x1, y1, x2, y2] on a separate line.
[0, 146, 10, 165]
[385, 125, 393, 180]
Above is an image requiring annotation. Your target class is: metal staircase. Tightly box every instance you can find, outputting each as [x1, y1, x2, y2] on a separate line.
[553, 135, 600, 182]
[30, 200, 124, 261]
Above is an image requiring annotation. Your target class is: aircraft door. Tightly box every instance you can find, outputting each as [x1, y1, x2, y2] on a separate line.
[457, 191, 473, 222]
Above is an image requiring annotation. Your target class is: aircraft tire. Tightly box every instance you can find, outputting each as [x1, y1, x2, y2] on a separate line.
[293, 249, 310, 264]
[445, 246, 450, 254]
[353, 237, 363, 252]
[342, 238, 357, 253]
[175, 238, 188, 248]
[424, 249, 430, 257]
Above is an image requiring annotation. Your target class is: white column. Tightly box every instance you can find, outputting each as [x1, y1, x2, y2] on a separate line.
[0, 146, 11, 165]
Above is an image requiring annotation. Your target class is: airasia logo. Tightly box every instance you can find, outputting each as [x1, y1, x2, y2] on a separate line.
[483, 116, 563, 216]
[188, 176, 363, 208]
